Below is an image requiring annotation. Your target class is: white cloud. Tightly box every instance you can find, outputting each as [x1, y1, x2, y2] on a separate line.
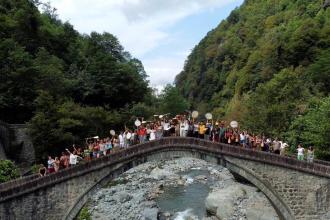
[144, 56, 184, 85]
[49, 0, 241, 87]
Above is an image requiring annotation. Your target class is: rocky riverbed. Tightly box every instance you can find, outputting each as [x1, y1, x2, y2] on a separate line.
[81, 158, 279, 220]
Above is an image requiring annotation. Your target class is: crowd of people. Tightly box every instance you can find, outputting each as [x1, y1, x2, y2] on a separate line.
[39, 114, 315, 176]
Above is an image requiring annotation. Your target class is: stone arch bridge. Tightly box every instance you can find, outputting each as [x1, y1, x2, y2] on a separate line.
[0, 137, 329, 220]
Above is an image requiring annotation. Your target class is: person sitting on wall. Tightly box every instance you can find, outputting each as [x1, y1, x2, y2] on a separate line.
[39, 164, 47, 177]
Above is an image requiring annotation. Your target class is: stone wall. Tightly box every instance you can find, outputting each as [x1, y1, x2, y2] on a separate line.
[0, 142, 6, 160]
[9, 124, 35, 167]
[226, 157, 330, 220]
[0, 159, 132, 220]
[0, 149, 222, 220]
[0, 121, 10, 159]
[0, 122, 35, 167]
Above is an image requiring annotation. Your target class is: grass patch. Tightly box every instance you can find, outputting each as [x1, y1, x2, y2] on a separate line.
[75, 207, 91, 220]
[104, 178, 129, 188]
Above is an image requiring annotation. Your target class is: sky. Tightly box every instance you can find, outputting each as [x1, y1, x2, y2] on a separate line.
[48, 0, 244, 91]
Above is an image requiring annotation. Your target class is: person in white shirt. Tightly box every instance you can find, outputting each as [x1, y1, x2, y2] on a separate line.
[156, 122, 163, 139]
[297, 144, 304, 161]
[149, 127, 156, 141]
[66, 148, 80, 166]
[99, 140, 106, 156]
[47, 156, 55, 173]
[119, 132, 124, 148]
[179, 120, 185, 137]
[163, 120, 170, 137]
[124, 130, 130, 147]
[184, 120, 189, 137]
[240, 132, 246, 147]
[280, 142, 288, 156]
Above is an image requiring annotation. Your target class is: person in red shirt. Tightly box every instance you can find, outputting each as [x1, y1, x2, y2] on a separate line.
[138, 125, 147, 143]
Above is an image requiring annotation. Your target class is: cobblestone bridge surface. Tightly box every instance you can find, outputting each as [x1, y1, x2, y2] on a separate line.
[0, 137, 329, 220]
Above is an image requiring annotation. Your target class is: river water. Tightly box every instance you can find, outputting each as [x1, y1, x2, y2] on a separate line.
[156, 169, 211, 219]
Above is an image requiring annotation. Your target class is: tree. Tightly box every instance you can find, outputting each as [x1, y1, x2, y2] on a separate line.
[286, 96, 330, 160]
[0, 39, 35, 122]
[0, 160, 19, 183]
[241, 68, 310, 136]
[175, 0, 330, 146]
[28, 91, 122, 161]
[159, 84, 190, 116]
[308, 49, 330, 95]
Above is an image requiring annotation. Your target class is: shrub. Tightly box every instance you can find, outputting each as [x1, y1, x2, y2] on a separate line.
[0, 160, 20, 183]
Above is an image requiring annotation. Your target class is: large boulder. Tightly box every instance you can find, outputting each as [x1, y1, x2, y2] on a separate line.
[242, 185, 279, 220]
[149, 167, 178, 180]
[142, 208, 158, 220]
[205, 184, 246, 219]
[117, 192, 133, 203]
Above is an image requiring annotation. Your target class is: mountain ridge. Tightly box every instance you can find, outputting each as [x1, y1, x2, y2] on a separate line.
[175, 0, 330, 157]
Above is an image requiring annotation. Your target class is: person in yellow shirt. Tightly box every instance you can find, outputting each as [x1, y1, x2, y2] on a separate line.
[198, 122, 207, 139]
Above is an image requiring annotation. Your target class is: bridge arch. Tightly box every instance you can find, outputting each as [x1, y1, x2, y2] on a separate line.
[0, 137, 329, 220]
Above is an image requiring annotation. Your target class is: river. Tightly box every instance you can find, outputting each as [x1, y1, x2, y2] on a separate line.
[78, 158, 279, 220]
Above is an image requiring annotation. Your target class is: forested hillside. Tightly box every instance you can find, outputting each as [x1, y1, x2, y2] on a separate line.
[176, 0, 330, 158]
[0, 0, 151, 160]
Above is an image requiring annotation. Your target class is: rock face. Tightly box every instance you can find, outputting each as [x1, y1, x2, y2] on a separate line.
[205, 184, 246, 219]
[205, 183, 279, 220]
[243, 185, 279, 220]
[0, 121, 9, 160]
[0, 142, 6, 160]
[9, 124, 35, 166]
[142, 208, 158, 220]
[149, 167, 178, 180]
[83, 158, 279, 220]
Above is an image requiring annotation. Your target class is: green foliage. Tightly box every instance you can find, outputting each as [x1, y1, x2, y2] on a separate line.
[129, 102, 154, 120]
[285, 96, 330, 159]
[158, 84, 190, 116]
[76, 207, 91, 220]
[0, 160, 20, 183]
[176, 0, 329, 109]
[105, 178, 129, 188]
[308, 49, 330, 94]
[0, 0, 150, 123]
[28, 91, 121, 161]
[242, 67, 310, 137]
[31, 163, 43, 174]
[175, 0, 330, 158]
[0, 0, 153, 161]
[0, 38, 35, 122]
